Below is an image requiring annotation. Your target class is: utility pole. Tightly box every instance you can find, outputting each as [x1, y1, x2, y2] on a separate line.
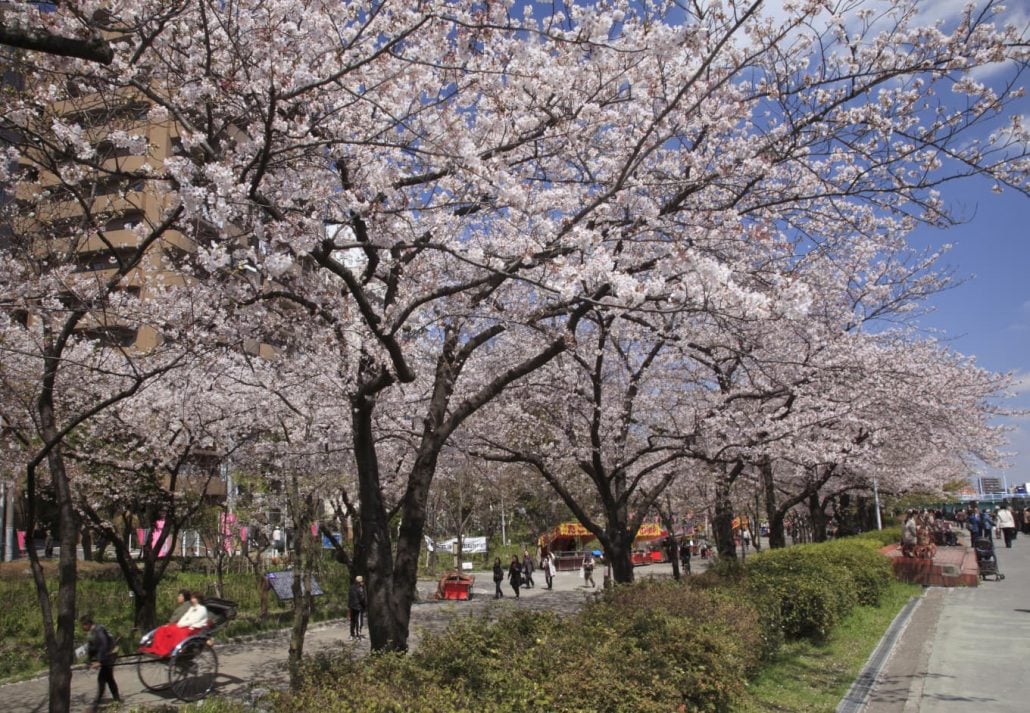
[873, 478, 883, 530]
[500, 493, 507, 546]
[3, 480, 13, 561]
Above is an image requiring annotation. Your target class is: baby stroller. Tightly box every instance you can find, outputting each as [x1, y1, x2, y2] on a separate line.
[974, 536, 1005, 581]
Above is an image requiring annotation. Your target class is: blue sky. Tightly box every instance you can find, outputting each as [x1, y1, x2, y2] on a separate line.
[515, 0, 1030, 488]
[912, 160, 1030, 489]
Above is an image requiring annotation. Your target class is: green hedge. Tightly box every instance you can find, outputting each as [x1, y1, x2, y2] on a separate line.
[742, 538, 893, 642]
[283, 580, 764, 713]
[848, 527, 903, 548]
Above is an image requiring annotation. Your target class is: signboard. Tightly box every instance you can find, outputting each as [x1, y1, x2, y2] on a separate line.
[322, 532, 341, 549]
[437, 536, 488, 554]
[635, 523, 665, 539]
[981, 477, 1005, 494]
[556, 523, 591, 537]
[265, 571, 324, 602]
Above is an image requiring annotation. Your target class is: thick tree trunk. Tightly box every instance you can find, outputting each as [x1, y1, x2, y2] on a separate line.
[80, 526, 92, 561]
[352, 386, 411, 652]
[762, 462, 787, 549]
[809, 491, 828, 543]
[133, 587, 158, 633]
[28, 419, 78, 713]
[713, 476, 737, 560]
[603, 526, 636, 585]
[286, 485, 316, 689]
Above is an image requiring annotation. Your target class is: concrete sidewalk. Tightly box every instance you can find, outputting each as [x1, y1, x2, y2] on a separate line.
[861, 533, 1030, 713]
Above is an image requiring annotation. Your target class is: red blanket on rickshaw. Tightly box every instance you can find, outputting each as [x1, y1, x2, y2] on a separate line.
[139, 624, 206, 657]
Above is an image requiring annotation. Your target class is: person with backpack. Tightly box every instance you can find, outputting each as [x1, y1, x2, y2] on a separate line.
[80, 614, 120, 712]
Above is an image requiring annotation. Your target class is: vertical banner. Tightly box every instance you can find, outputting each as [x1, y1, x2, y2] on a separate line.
[219, 512, 238, 554]
[150, 519, 172, 557]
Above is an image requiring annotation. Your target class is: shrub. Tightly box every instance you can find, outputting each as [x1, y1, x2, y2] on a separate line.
[292, 580, 764, 713]
[744, 545, 858, 641]
[850, 527, 903, 548]
[816, 540, 893, 606]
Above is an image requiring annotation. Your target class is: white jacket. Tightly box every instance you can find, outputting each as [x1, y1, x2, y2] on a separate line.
[996, 508, 1016, 529]
[177, 603, 209, 629]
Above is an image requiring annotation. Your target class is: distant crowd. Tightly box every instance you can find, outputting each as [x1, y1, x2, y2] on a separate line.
[901, 501, 1027, 558]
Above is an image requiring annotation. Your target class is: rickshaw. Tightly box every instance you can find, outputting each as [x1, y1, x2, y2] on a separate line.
[132, 597, 237, 701]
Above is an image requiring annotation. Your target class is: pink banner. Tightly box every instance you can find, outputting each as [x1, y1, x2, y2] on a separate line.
[219, 512, 238, 554]
[150, 519, 172, 557]
[16, 530, 25, 552]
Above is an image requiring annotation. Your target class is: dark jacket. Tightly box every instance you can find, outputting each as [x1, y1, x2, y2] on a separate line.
[508, 562, 522, 585]
[86, 624, 116, 666]
[348, 583, 366, 611]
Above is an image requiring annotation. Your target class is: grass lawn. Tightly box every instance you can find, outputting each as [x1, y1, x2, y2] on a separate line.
[0, 558, 349, 682]
[734, 580, 922, 712]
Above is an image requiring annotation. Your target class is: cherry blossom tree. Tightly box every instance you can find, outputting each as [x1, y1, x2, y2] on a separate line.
[68, 348, 270, 630]
[2, 1, 1026, 683]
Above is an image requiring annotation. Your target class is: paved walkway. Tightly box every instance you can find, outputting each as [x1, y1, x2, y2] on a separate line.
[0, 559, 707, 711]
[861, 532, 1030, 713]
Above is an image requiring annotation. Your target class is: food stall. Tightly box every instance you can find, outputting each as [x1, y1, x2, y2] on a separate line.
[538, 522, 596, 571]
[630, 522, 669, 566]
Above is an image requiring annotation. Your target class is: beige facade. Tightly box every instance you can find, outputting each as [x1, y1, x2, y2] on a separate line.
[14, 88, 193, 351]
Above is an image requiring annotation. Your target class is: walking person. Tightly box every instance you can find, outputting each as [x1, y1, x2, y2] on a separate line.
[982, 508, 995, 541]
[348, 575, 367, 639]
[965, 505, 982, 542]
[680, 540, 691, 574]
[508, 555, 523, 599]
[80, 614, 120, 713]
[996, 503, 1017, 548]
[542, 551, 556, 589]
[582, 551, 596, 588]
[522, 549, 535, 588]
[493, 557, 505, 598]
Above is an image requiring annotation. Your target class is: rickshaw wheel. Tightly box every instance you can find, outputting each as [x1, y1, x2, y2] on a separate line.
[169, 639, 218, 702]
[136, 653, 171, 691]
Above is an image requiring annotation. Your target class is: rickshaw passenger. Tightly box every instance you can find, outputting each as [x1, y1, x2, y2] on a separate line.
[141, 591, 209, 656]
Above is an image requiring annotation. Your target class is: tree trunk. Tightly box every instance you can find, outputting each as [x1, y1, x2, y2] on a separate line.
[215, 554, 225, 598]
[603, 525, 636, 585]
[762, 462, 787, 549]
[286, 483, 315, 689]
[80, 526, 92, 561]
[133, 586, 158, 633]
[28, 413, 79, 713]
[713, 476, 737, 560]
[352, 386, 411, 653]
[809, 491, 828, 543]
[259, 573, 270, 620]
